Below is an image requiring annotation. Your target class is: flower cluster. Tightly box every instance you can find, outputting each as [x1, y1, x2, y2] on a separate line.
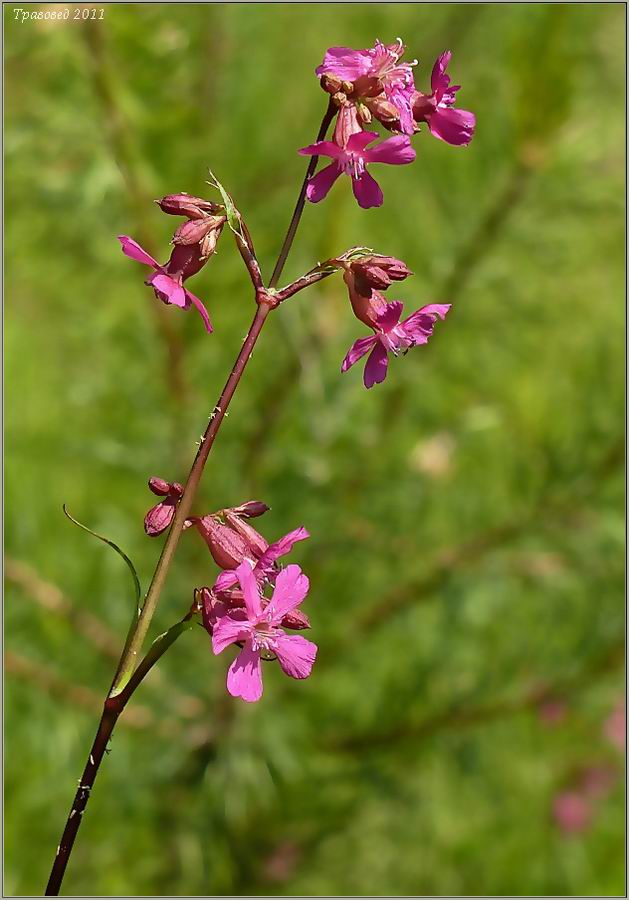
[301, 41, 475, 208]
[195, 505, 314, 702]
[118, 193, 226, 332]
[144, 486, 315, 702]
[336, 253, 450, 388]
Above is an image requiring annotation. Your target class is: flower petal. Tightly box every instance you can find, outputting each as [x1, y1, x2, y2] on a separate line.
[184, 289, 214, 333]
[226, 643, 263, 702]
[266, 564, 310, 624]
[148, 272, 187, 308]
[298, 140, 344, 160]
[345, 130, 380, 154]
[315, 46, 372, 81]
[363, 341, 389, 389]
[341, 335, 377, 373]
[431, 50, 452, 97]
[118, 235, 159, 268]
[305, 163, 342, 203]
[214, 569, 238, 593]
[255, 527, 310, 577]
[274, 634, 317, 680]
[352, 171, 384, 209]
[364, 135, 416, 165]
[428, 106, 475, 146]
[376, 300, 404, 332]
[417, 303, 451, 320]
[211, 610, 249, 654]
[235, 561, 262, 620]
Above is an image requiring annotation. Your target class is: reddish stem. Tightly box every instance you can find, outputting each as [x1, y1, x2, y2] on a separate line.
[268, 98, 336, 289]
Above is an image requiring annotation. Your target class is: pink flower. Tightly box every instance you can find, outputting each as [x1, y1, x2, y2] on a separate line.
[412, 51, 475, 146]
[317, 39, 417, 135]
[299, 131, 415, 209]
[144, 477, 183, 536]
[118, 236, 213, 333]
[211, 562, 317, 702]
[341, 300, 451, 388]
[213, 526, 309, 592]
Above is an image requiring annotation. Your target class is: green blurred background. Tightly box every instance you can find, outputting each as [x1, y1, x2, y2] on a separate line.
[5, 3, 625, 896]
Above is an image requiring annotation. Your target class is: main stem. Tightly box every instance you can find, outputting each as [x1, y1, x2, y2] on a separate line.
[46, 101, 334, 896]
[268, 98, 335, 289]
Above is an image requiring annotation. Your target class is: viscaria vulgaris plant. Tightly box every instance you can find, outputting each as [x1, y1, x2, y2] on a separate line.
[46, 40, 475, 895]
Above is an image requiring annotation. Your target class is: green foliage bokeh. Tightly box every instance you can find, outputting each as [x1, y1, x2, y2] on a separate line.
[5, 3, 625, 896]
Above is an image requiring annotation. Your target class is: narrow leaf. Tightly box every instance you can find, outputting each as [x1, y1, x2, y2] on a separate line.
[63, 505, 141, 615]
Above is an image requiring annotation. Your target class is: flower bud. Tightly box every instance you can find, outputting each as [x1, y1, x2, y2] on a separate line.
[148, 476, 172, 496]
[157, 193, 222, 219]
[223, 510, 268, 558]
[320, 73, 343, 94]
[144, 478, 183, 537]
[350, 255, 413, 293]
[199, 221, 225, 260]
[351, 75, 383, 99]
[364, 95, 402, 128]
[356, 104, 372, 125]
[279, 608, 311, 630]
[230, 500, 270, 519]
[172, 215, 226, 247]
[189, 516, 252, 570]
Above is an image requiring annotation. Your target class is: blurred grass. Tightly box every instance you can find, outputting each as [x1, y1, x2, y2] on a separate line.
[4, 3, 625, 896]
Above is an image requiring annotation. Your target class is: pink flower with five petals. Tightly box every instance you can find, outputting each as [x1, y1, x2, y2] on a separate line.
[342, 300, 451, 389]
[118, 236, 213, 332]
[212, 561, 317, 702]
[299, 131, 415, 209]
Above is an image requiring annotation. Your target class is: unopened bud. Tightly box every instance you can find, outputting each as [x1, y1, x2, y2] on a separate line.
[199, 222, 225, 260]
[364, 96, 401, 127]
[352, 75, 383, 99]
[148, 476, 172, 496]
[144, 478, 183, 536]
[280, 608, 311, 630]
[356, 104, 372, 125]
[173, 215, 226, 247]
[320, 74, 343, 94]
[157, 193, 222, 219]
[230, 500, 270, 519]
[351, 255, 413, 293]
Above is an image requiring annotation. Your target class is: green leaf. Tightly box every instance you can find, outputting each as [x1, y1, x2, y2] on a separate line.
[63, 506, 142, 684]
[63, 505, 141, 615]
